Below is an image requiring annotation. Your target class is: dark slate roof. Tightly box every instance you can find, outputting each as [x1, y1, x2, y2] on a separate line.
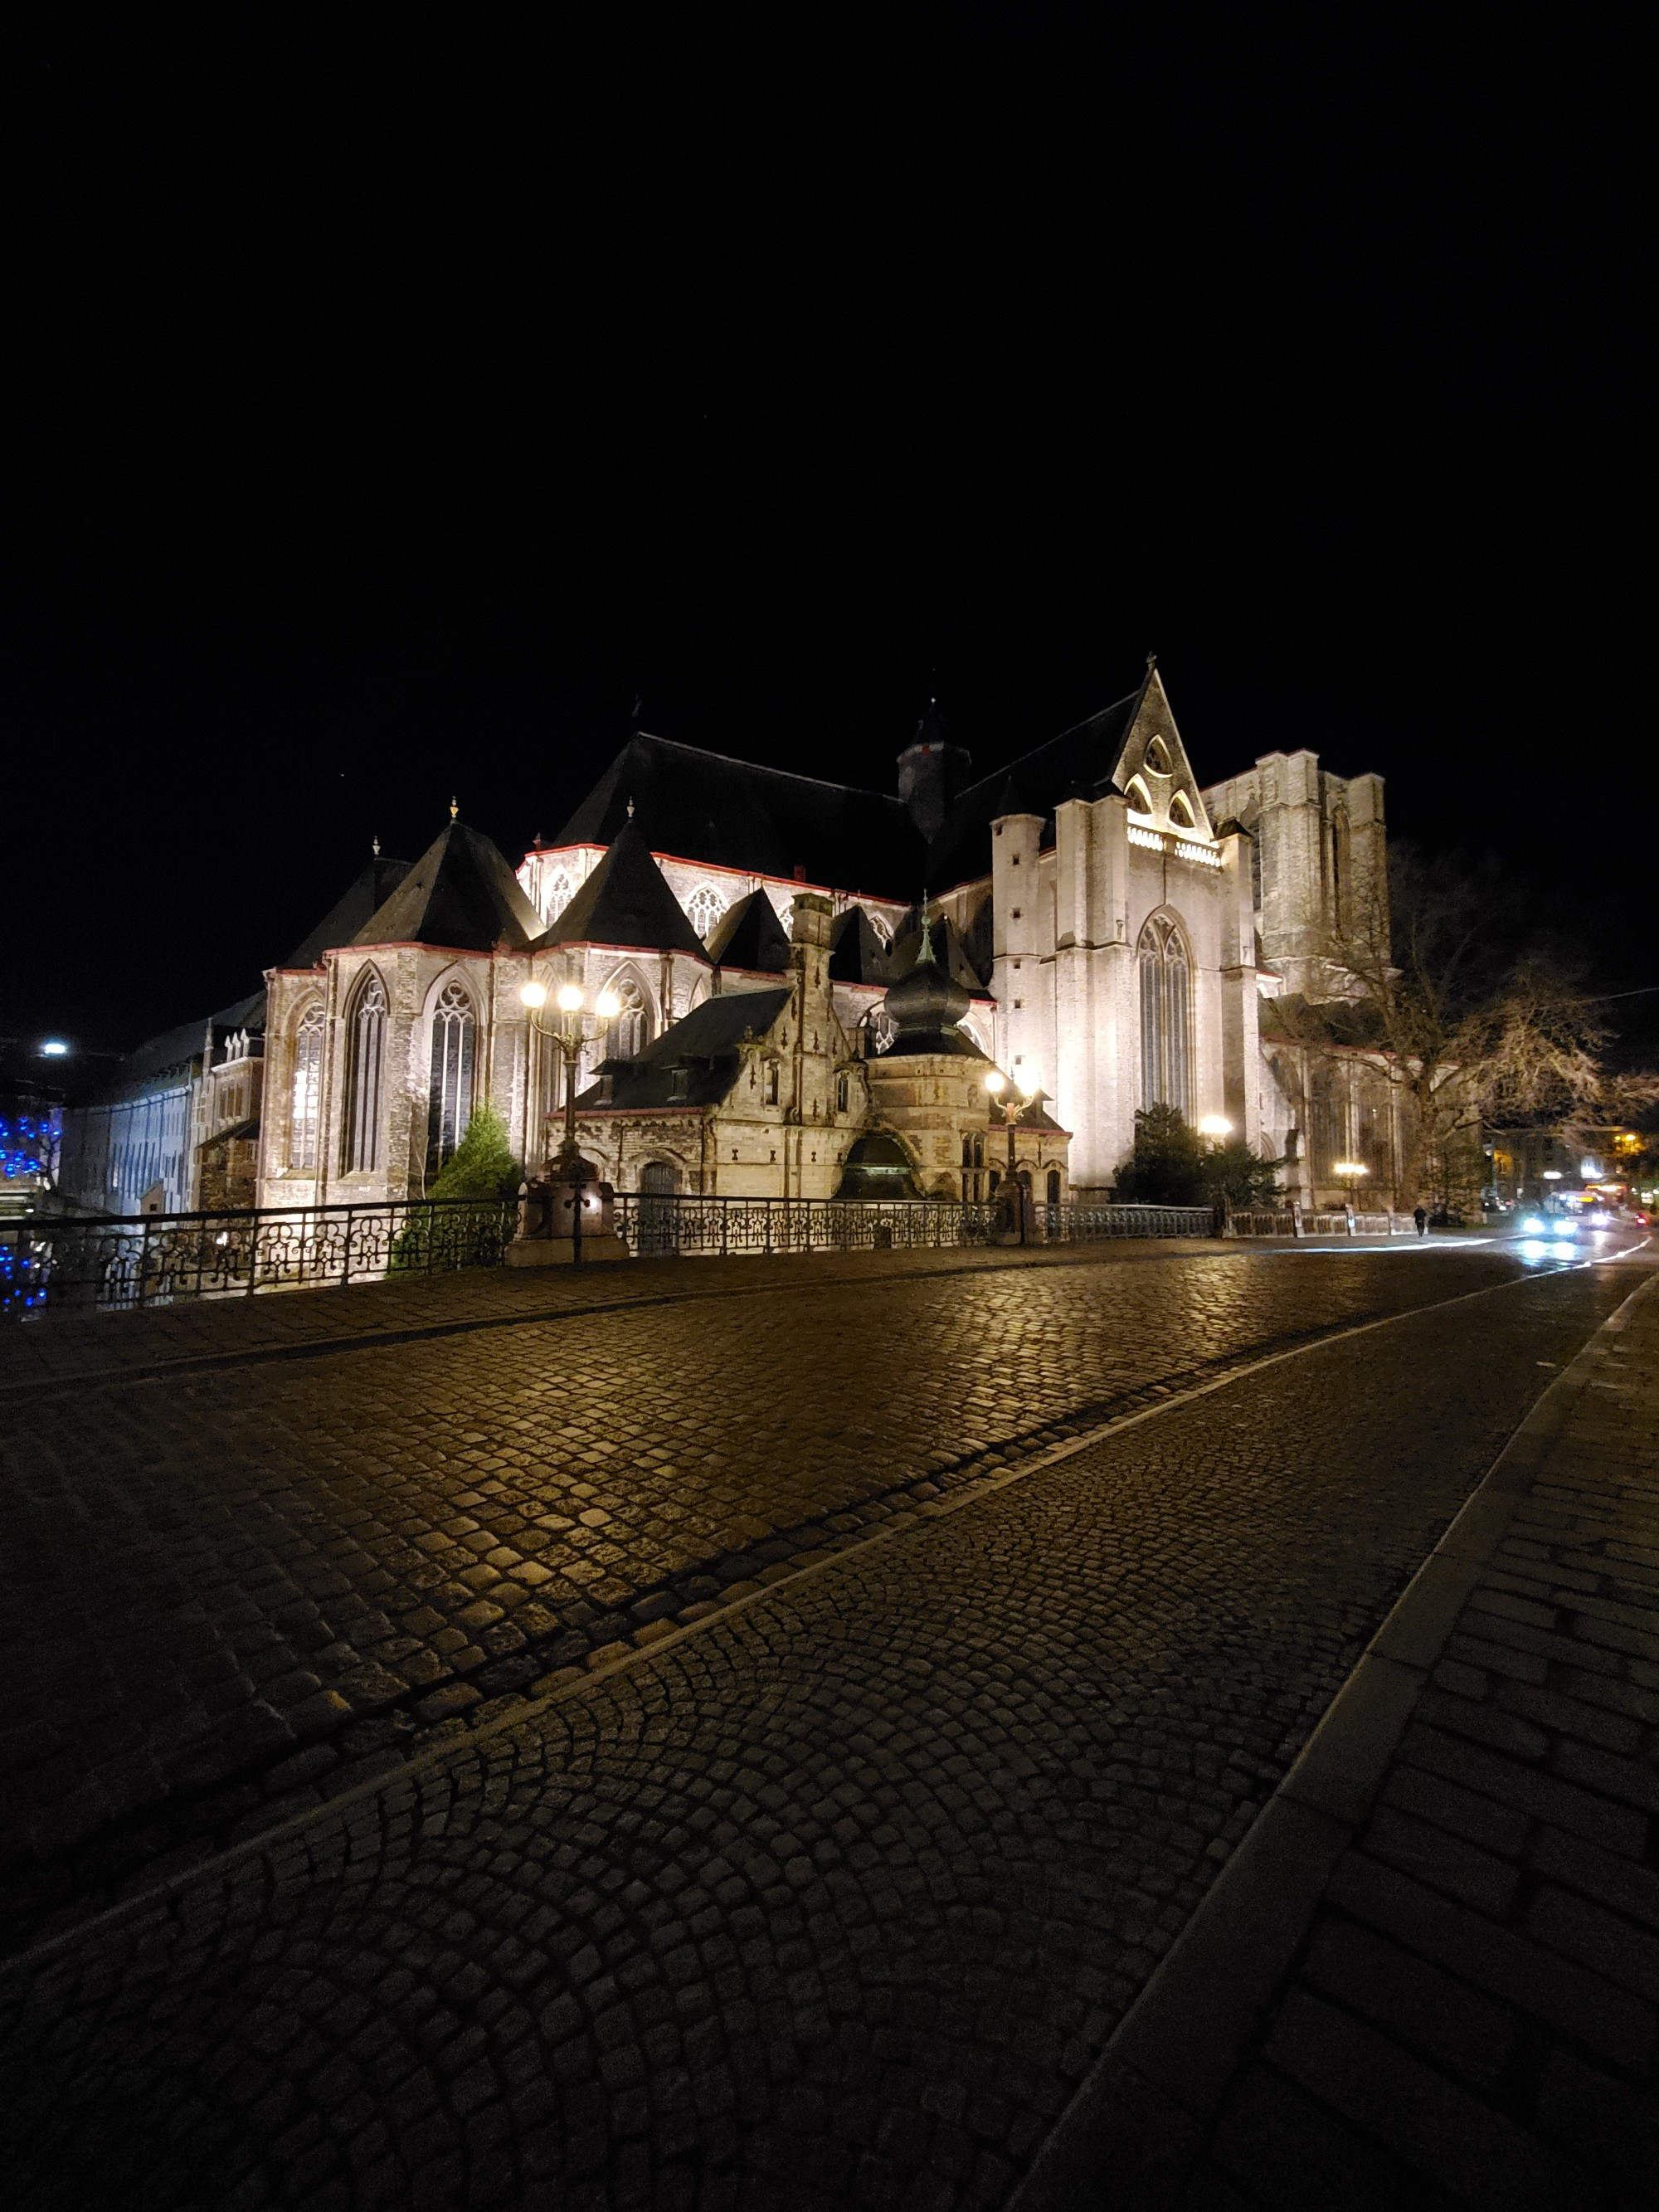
[878, 1026, 988, 1060]
[554, 733, 925, 899]
[355, 821, 542, 953]
[887, 911, 993, 995]
[537, 816, 709, 958]
[281, 855, 415, 969]
[574, 987, 790, 1112]
[707, 889, 791, 973]
[827, 904, 893, 987]
[98, 1018, 214, 1092]
[922, 683, 1146, 890]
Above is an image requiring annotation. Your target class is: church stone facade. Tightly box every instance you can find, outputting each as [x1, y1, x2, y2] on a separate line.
[65, 664, 1399, 1217]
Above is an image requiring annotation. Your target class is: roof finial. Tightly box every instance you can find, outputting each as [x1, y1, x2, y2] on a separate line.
[1146, 650, 1158, 674]
[917, 889, 936, 966]
[626, 796, 635, 820]
[450, 796, 459, 821]
[372, 835, 380, 858]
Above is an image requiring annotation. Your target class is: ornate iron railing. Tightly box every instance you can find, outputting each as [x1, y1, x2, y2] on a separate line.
[610, 1194, 1215, 1258]
[0, 1196, 519, 1318]
[3, 1191, 1254, 1319]
[1226, 1209, 1413, 1238]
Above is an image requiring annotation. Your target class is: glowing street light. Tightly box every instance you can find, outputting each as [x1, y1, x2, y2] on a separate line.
[1198, 1114, 1232, 1138]
[985, 1065, 1039, 1243]
[1333, 1158, 1370, 1212]
[39, 1040, 69, 1058]
[518, 978, 626, 1259]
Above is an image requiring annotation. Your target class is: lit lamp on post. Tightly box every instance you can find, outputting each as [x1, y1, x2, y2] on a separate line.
[984, 1066, 1039, 1245]
[1333, 1158, 1369, 1223]
[1199, 1115, 1233, 1232]
[508, 978, 627, 1267]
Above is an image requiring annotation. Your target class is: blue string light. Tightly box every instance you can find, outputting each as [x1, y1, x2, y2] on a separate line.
[0, 1114, 58, 1180]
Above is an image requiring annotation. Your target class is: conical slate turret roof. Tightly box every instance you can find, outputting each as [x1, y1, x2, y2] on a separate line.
[707, 889, 791, 972]
[880, 915, 984, 1059]
[827, 904, 893, 986]
[537, 816, 708, 959]
[355, 821, 541, 953]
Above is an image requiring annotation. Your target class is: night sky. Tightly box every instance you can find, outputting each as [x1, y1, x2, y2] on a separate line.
[7, 10, 1649, 1069]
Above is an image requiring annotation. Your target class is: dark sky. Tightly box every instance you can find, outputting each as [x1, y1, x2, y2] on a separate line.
[6, 8, 1650, 1066]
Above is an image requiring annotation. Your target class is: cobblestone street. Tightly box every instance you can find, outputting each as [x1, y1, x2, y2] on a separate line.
[0, 1239, 1642, 2207]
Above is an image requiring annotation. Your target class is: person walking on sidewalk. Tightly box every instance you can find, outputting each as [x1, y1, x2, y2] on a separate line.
[1413, 1204, 1428, 1237]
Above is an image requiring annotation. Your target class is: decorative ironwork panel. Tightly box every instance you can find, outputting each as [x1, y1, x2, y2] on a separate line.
[2, 1196, 518, 1318]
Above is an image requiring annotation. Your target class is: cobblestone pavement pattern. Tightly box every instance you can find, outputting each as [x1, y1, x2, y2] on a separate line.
[1155, 1264, 1659, 2211]
[2, 1242, 1529, 1945]
[0, 1246, 1637, 2207]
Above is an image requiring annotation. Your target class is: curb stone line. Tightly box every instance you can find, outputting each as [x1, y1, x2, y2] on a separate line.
[0, 1251, 1588, 1981]
[1007, 1249, 1658, 2212]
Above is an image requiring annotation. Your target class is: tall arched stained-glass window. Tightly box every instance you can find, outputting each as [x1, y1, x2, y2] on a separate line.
[289, 1002, 324, 1170]
[343, 972, 387, 1173]
[426, 980, 475, 1175]
[1137, 915, 1191, 1117]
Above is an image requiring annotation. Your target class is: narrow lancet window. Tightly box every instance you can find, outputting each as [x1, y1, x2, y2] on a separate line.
[1138, 915, 1191, 1116]
[343, 973, 387, 1173]
[426, 980, 475, 1175]
[289, 1003, 324, 1170]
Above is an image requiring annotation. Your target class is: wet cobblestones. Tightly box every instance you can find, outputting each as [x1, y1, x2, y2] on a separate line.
[1, 1245, 1530, 1949]
[0, 1256, 1629, 2208]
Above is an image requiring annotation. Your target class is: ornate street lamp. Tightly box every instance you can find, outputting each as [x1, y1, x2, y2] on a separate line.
[1333, 1158, 1369, 1215]
[519, 979, 620, 1263]
[984, 1065, 1039, 1245]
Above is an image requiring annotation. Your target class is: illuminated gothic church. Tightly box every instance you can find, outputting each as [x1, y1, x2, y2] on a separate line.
[61, 665, 1394, 1216]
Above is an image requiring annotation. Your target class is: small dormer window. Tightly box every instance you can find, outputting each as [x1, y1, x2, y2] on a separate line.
[669, 1066, 690, 1101]
[1145, 737, 1172, 777]
[764, 1061, 780, 1104]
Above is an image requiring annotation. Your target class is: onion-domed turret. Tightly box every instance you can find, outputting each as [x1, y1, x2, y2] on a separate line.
[879, 913, 981, 1056]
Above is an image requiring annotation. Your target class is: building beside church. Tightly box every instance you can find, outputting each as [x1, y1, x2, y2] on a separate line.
[62, 663, 1402, 1217]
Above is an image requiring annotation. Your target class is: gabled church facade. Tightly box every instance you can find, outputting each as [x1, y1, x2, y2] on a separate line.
[65, 662, 1393, 1219]
[249, 664, 1390, 1213]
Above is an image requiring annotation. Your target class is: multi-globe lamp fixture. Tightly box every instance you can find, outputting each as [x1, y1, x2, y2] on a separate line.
[519, 979, 621, 1164]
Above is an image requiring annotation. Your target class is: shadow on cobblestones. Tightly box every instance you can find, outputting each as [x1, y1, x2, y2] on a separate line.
[0, 1248, 1538, 1955]
[0, 1264, 1627, 2210]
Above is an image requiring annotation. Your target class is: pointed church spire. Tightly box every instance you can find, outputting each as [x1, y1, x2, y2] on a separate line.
[917, 889, 936, 967]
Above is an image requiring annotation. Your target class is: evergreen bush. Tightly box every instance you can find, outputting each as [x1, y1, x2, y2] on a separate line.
[391, 1105, 522, 1272]
[426, 1104, 522, 1201]
[1112, 1103, 1282, 1209]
